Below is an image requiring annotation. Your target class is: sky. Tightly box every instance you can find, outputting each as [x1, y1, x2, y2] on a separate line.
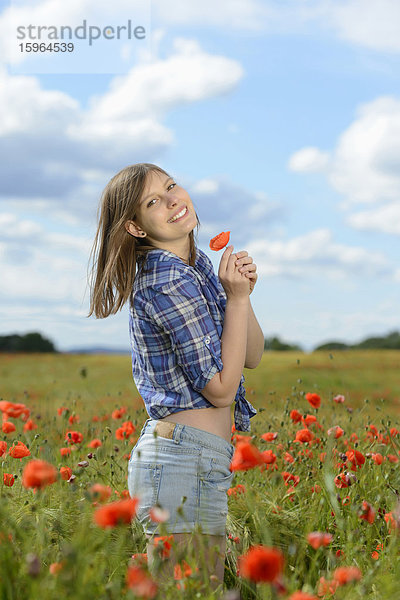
[0, 0, 399, 352]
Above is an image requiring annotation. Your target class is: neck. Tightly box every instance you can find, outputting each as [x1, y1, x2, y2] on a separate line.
[148, 236, 191, 264]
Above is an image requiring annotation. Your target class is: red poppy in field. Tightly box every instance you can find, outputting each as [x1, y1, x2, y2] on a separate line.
[327, 426, 344, 439]
[388, 454, 399, 463]
[8, 441, 31, 459]
[360, 501, 375, 524]
[307, 531, 333, 549]
[262, 450, 277, 464]
[261, 432, 278, 442]
[346, 450, 365, 470]
[89, 483, 112, 502]
[371, 551, 379, 560]
[284, 452, 295, 464]
[333, 566, 362, 585]
[238, 545, 284, 583]
[60, 467, 72, 481]
[3, 473, 15, 487]
[68, 414, 80, 425]
[371, 453, 384, 465]
[126, 565, 157, 599]
[294, 429, 314, 444]
[303, 414, 317, 427]
[384, 511, 399, 533]
[334, 472, 351, 489]
[2, 421, 16, 434]
[60, 447, 71, 457]
[290, 409, 302, 423]
[22, 459, 58, 489]
[174, 559, 194, 579]
[318, 577, 339, 596]
[88, 438, 102, 448]
[153, 535, 174, 559]
[288, 592, 318, 600]
[112, 407, 127, 419]
[94, 498, 139, 527]
[22, 419, 37, 432]
[0, 401, 30, 420]
[305, 393, 321, 409]
[115, 421, 136, 440]
[57, 406, 69, 416]
[49, 561, 65, 575]
[0, 441, 7, 457]
[209, 231, 230, 251]
[282, 472, 300, 487]
[65, 431, 83, 445]
[230, 440, 265, 471]
[227, 484, 246, 497]
[310, 485, 321, 494]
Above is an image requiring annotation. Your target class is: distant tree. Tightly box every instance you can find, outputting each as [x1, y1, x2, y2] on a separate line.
[314, 341, 350, 351]
[264, 336, 303, 352]
[353, 330, 400, 350]
[0, 332, 57, 353]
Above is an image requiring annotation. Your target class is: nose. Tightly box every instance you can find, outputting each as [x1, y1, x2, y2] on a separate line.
[166, 194, 178, 208]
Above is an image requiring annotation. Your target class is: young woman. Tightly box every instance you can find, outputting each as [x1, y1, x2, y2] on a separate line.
[89, 163, 264, 593]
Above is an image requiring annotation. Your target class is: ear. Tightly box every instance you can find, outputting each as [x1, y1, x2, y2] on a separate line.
[125, 220, 146, 238]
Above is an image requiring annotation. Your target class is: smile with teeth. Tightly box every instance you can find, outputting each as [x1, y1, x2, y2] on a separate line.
[168, 206, 188, 223]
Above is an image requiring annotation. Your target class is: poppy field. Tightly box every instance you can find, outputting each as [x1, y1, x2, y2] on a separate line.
[1, 350, 400, 599]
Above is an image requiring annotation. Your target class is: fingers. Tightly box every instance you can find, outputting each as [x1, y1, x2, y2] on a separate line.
[218, 245, 234, 275]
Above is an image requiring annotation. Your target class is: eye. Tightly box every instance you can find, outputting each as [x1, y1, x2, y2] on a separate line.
[167, 182, 177, 191]
[147, 198, 157, 207]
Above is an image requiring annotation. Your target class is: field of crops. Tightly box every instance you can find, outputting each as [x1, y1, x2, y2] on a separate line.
[1, 350, 400, 599]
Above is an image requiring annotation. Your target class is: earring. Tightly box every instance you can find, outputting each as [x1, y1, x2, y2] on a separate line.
[140, 232, 146, 237]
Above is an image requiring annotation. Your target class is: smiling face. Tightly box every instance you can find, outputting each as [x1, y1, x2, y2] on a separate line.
[126, 170, 198, 259]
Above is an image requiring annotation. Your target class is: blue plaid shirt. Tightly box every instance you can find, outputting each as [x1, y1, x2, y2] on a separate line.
[128, 247, 257, 431]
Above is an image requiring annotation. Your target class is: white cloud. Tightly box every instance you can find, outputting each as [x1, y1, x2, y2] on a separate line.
[291, 96, 400, 235]
[247, 228, 391, 280]
[288, 146, 330, 173]
[346, 202, 400, 235]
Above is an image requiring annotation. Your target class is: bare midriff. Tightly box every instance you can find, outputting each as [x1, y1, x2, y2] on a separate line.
[158, 405, 232, 444]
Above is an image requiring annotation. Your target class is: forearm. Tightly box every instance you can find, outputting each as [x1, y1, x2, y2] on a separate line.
[202, 297, 249, 407]
[245, 298, 264, 368]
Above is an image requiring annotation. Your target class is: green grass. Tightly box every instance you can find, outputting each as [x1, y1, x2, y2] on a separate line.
[1, 351, 400, 599]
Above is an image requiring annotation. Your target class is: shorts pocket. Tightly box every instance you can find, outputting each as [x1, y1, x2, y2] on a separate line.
[127, 461, 163, 523]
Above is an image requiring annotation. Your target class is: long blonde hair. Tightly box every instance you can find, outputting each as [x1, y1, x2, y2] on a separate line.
[88, 163, 198, 318]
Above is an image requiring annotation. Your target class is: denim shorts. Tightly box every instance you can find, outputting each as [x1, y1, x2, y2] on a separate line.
[127, 418, 235, 536]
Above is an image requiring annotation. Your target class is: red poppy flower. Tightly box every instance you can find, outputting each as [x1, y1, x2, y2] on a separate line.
[3, 473, 15, 487]
[93, 498, 139, 527]
[89, 483, 112, 502]
[294, 429, 314, 444]
[333, 394, 345, 403]
[230, 440, 265, 471]
[0, 441, 7, 457]
[65, 431, 83, 444]
[0, 401, 30, 420]
[262, 450, 277, 464]
[307, 531, 333, 549]
[22, 459, 58, 489]
[282, 472, 300, 487]
[305, 393, 321, 409]
[60, 467, 72, 481]
[388, 454, 399, 463]
[284, 452, 295, 464]
[261, 432, 278, 442]
[288, 592, 318, 600]
[88, 438, 102, 448]
[334, 472, 351, 489]
[227, 484, 246, 497]
[23, 419, 37, 432]
[174, 559, 194, 579]
[2, 421, 16, 434]
[115, 420, 136, 440]
[209, 231, 230, 251]
[8, 441, 31, 459]
[60, 447, 71, 457]
[371, 551, 379, 560]
[112, 407, 127, 419]
[333, 566, 362, 585]
[303, 414, 317, 427]
[126, 565, 157, 599]
[360, 501, 375, 524]
[153, 535, 174, 559]
[328, 426, 344, 439]
[238, 545, 284, 582]
[290, 409, 302, 423]
[346, 450, 365, 470]
[371, 453, 383, 465]
[318, 577, 339, 596]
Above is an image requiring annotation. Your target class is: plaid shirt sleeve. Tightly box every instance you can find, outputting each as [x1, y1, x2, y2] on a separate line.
[145, 274, 223, 392]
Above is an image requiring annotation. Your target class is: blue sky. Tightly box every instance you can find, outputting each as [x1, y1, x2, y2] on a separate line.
[0, 0, 399, 351]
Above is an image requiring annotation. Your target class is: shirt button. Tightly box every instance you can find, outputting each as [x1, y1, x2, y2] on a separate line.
[204, 336, 211, 345]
